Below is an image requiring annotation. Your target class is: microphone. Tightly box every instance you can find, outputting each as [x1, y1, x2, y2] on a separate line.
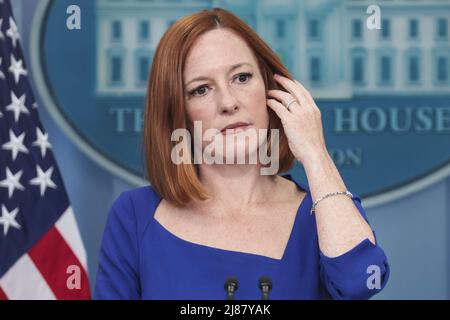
[224, 277, 239, 300]
[258, 276, 273, 300]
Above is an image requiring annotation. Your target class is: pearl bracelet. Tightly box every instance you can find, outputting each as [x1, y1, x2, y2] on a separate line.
[310, 190, 353, 215]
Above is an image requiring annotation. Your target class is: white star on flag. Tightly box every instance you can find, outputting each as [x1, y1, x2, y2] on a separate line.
[8, 54, 28, 84]
[6, 16, 20, 48]
[0, 205, 21, 236]
[5, 91, 29, 122]
[0, 110, 3, 118]
[2, 129, 29, 161]
[29, 165, 57, 196]
[0, 57, 5, 79]
[0, 167, 25, 198]
[33, 127, 52, 158]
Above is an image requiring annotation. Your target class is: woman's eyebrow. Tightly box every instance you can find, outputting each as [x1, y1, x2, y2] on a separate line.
[184, 62, 252, 87]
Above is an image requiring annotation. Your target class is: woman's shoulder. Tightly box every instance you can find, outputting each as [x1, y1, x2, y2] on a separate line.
[106, 185, 162, 235]
[122, 184, 161, 205]
[278, 173, 310, 196]
[111, 185, 161, 211]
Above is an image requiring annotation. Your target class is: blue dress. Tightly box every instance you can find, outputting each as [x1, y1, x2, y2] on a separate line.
[94, 174, 389, 300]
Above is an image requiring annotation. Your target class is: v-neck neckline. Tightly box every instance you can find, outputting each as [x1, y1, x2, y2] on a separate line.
[151, 174, 310, 263]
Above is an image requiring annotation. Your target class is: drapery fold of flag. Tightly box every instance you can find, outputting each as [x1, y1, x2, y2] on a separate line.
[0, 0, 90, 299]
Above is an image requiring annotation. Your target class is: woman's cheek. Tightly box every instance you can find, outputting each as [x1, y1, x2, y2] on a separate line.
[186, 104, 209, 123]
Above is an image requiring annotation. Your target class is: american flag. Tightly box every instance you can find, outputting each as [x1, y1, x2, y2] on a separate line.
[0, 0, 90, 299]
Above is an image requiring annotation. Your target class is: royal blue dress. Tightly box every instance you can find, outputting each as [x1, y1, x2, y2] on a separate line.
[94, 174, 389, 300]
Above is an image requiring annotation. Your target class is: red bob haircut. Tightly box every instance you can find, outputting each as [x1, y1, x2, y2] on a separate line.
[143, 7, 295, 207]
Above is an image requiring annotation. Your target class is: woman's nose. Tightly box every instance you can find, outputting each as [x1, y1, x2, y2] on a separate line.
[218, 86, 239, 114]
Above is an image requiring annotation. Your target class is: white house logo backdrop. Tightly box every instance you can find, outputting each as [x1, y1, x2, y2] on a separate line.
[30, 0, 450, 207]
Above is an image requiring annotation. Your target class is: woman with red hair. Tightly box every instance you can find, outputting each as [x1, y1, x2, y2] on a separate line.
[95, 8, 389, 300]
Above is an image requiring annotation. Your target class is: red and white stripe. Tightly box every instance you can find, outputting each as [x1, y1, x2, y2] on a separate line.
[0, 206, 91, 300]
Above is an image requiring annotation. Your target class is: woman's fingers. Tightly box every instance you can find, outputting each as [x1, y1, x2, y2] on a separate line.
[294, 79, 316, 107]
[266, 98, 290, 120]
[273, 75, 308, 107]
[267, 89, 301, 114]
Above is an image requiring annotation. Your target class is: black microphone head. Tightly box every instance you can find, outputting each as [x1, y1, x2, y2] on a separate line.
[258, 276, 273, 291]
[224, 277, 239, 291]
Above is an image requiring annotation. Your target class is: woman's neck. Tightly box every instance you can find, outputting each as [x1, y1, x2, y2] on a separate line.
[192, 164, 278, 216]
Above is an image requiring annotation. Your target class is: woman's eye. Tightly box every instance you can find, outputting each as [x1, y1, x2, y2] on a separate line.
[235, 72, 253, 83]
[189, 73, 253, 97]
[190, 86, 209, 97]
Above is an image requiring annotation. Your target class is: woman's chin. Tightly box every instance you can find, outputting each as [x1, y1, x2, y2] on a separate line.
[201, 134, 263, 164]
[216, 147, 260, 164]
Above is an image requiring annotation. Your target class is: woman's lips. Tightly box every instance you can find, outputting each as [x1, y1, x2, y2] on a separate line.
[221, 124, 252, 135]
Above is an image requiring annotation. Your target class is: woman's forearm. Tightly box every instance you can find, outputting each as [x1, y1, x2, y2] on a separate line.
[302, 151, 376, 258]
